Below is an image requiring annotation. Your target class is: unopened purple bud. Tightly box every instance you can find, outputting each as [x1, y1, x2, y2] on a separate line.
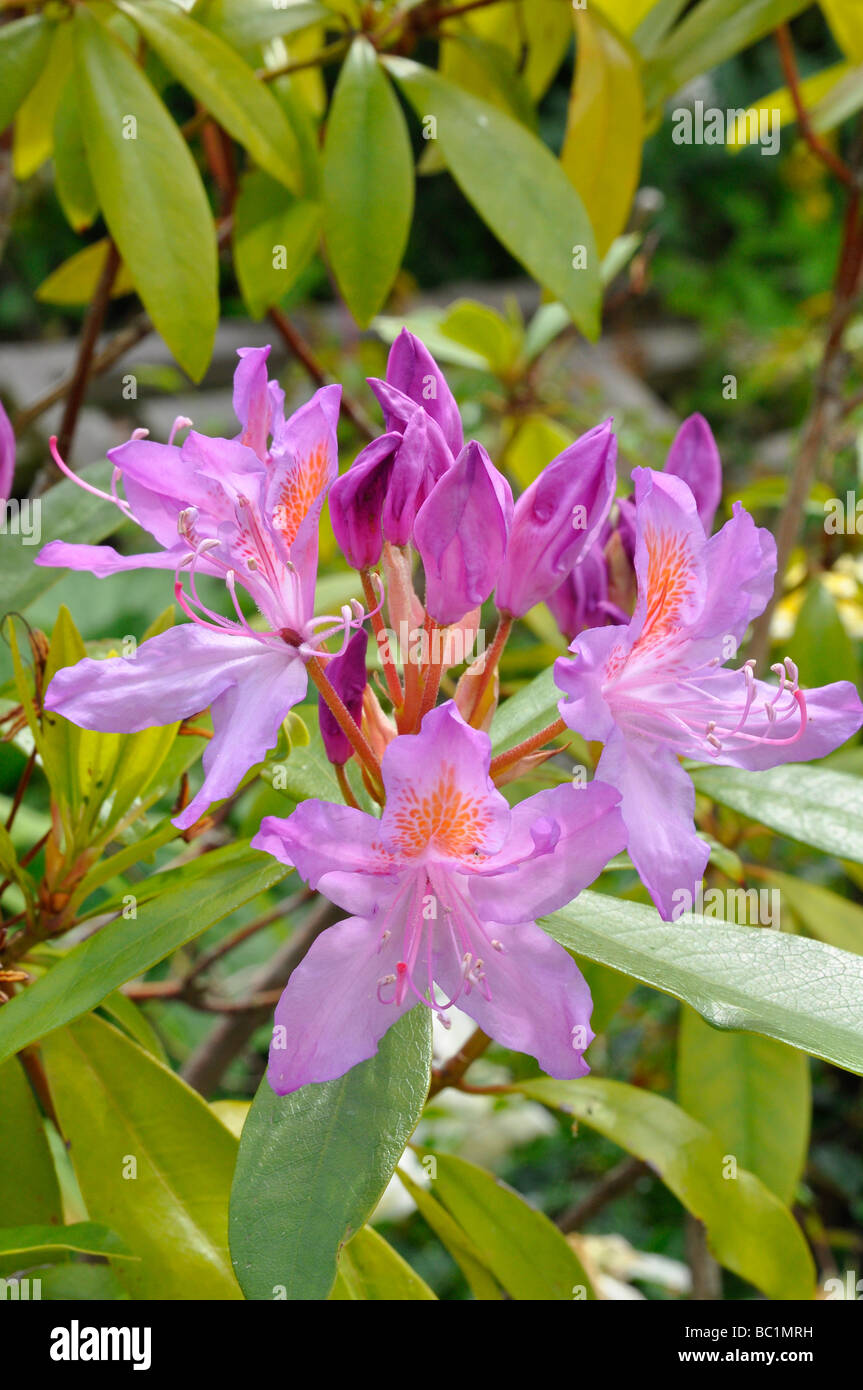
[664, 413, 721, 533]
[370, 328, 464, 457]
[319, 629, 369, 765]
[329, 433, 401, 570]
[414, 441, 512, 627]
[382, 408, 452, 547]
[495, 421, 616, 618]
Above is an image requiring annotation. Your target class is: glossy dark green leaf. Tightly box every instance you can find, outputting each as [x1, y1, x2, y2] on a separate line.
[545, 890, 863, 1074]
[73, 7, 217, 380]
[691, 762, 863, 865]
[234, 170, 321, 318]
[41, 1014, 241, 1298]
[677, 1006, 810, 1205]
[791, 580, 860, 687]
[324, 38, 414, 327]
[386, 56, 600, 339]
[520, 1077, 814, 1300]
[0, 843, 288, 1068]
[120, 0, 304, 193]
[229, 1007, 432, 1300]
[0, 14, 54, 133]
[429, 1152, 595, 1300]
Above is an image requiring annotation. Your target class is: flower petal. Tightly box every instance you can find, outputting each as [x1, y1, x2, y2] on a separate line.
[380, 702, 511, 859]
[432, 917, 595, 1079]
[597, 731, 709, 920]
[252, 800, 402, 916]
[267, 914, 416, 1093]
[374, 327, 464, 456]
[469, 781, 626, 922]
[664, 413, 722, 533]
[35, 541, 187, 577]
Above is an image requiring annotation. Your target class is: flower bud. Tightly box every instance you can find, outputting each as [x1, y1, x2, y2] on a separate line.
[414, 441, 512, 627]
[0, 399, 15, 501]
[318, 630, 369, 766]
[664, 413, 721, 533]
[495, 420, 616, 618]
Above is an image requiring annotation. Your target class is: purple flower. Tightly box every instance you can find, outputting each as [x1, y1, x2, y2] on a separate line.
[369, 327, 464, 459]
[547, 413, 724, 641]
[495, 420, 617, 618]
[318, 629, 368, 766]
[414, 441, 513, 626]
[252, 701, 626, 1093]
[330, 331, 456, 569]
[555, 468, 863, 919]
[0, 399, 14, 501]
[40, 348, 351, 829]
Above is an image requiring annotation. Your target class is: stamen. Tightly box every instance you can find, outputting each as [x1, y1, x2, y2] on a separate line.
[48, 436, 133, 516]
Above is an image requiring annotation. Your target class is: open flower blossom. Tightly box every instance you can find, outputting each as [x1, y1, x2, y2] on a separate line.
[252, 702, 626, 1093]
[555, 467, 863, 919]
[329, 329, 459, 567]
[548, 414, 723, 641]
[39, 347, 357, 829]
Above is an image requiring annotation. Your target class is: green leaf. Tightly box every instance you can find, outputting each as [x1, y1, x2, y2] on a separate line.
[562, 10, 643, 258]
[234, 170, 321, 318]
[0, 1057, 62, 1278]
[490, 666, 558, 753]
[330, 1226, 436, 1300]
[519, 1077, 814, 1300]
[0, 1222, 135, 1262]
[229, 1007, 432, 1300]
[324, 38, 414, 327]
[120, 0, 304, 193]
[0, 463, 121, 616]
[759, 868, 863, 956]
[792, 581, 860, 687]
[645, 0, 810, 107]
[73, 7, 217, 380]
[396, 1166, 502, 1299]
[545, 890, 863, 1074]
[53, 76, 99, 232]
[12, 21, 72, 180]
[40, 604, 88, 815]
[385, 56, 600, 339]
[100, 991, 169, 1064]
[428, 1152, 596, 1300]
[36, 240, 137, 306]
[691, 762, 863, 865]
[0, 842, 287, 1069]
[195, 0, 331, 50]
[41, 1014, 240, 1299]
[0, 14, 54, 134]
[677, 1006, 810, 1205]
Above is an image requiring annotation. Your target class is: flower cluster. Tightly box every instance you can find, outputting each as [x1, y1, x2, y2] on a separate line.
[39, 333, 863, 1094]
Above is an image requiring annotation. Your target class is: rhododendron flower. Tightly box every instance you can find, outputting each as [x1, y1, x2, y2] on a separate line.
[252, 702, 626, 1093]
[548, 414, 723, 641]
[555, 468, 863, 919]
[495, 420, 617, 619]
[329, 330, 459, 567]
[40, 348, 352, 829]
[0, 399, 14, 501]
[414, 441, 513, 626]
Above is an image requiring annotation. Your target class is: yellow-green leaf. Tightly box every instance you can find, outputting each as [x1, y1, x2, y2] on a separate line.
[562, 10, 643, 258]
[677, 1007, 810, 1206]
[330, 1226, 437, 1300]
[53, 75, 99, 231]
[520, 1077, 815, 1299]
[0, 14, 55, 134]
[12, 22, 72, 180]
[234, 170, 321, 318]
[120, 0, 304, 194]
[41, 1013, 242, 1299]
